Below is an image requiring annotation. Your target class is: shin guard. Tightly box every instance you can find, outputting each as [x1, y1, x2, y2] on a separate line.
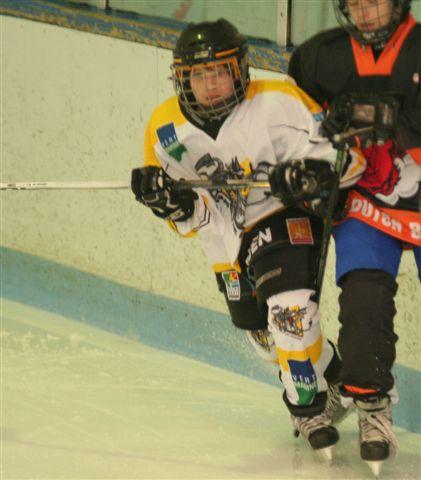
[338, 269, 398, 395]
[267, 288, 334, 410]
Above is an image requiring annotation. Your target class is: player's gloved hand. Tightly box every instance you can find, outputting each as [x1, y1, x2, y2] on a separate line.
[321, 93, 398, 147]
[321, 95, 351, 143]
[131, 166, 197, 222]
[269, 159, 337, 206]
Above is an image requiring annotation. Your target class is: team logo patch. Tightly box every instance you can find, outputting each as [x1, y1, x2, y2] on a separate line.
[271, 305, 306, 338]
[286, 218, 314, 245]
[157, 123, 187, 162]
[222, 270, 241, 301]
[287, 358, 318, 406]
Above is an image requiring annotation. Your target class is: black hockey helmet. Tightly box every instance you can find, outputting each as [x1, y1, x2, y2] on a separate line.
[333, 0, 412, 47]
[172, 18, 249, 121]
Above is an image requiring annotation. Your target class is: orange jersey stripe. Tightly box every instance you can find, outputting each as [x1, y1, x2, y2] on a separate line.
[345, 191, 421, 246]
[351, 14, 416, 76]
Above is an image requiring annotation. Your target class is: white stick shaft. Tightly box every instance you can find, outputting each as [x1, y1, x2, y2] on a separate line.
[1, 178, 271, 191]
[0, 181, 130, 191]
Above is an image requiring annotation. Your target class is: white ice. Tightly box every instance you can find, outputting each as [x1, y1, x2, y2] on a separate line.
[2, 299, 420, 480]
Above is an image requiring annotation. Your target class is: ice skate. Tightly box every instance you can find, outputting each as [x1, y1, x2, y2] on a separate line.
[292, 412, 339, 461]
[356, 396, 398, 478]
[325, 383, 355, 425]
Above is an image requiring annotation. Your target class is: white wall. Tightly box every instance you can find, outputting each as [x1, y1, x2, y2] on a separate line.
[1, 15, 419, 370]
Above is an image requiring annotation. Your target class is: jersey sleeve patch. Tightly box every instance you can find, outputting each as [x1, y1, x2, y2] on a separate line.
[157, 123, 187, 162]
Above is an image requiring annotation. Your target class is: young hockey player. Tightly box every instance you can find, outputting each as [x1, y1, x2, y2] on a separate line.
[288, 0, 420, 476]
[131, 18, 365, 461]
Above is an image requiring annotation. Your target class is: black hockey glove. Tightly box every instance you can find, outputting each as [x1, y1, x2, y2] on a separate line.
[131, 166, 197, 222]
[269, 159, 337, 207]
[322, 93, 399, 147]
[321, 96, 351, 143]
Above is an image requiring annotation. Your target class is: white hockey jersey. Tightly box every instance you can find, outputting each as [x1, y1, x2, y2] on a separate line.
[144, 79, 365, 271]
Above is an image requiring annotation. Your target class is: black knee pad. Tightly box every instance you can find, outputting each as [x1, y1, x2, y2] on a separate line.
[216, 271, 267, 330]
[250, 244, 319, 309]
[338, 269, 398, 394]
[239, 208, 323, 310]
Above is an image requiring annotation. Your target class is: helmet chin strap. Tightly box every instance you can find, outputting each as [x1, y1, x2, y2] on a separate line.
[360, 26, 393, 49]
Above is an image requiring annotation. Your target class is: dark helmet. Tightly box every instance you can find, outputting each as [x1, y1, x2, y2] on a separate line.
[172, 18, 249, 121]
[333, 0, 412, 47]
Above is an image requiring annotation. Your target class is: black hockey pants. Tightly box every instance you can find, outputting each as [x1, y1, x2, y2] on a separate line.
[338, 269, 399, 397]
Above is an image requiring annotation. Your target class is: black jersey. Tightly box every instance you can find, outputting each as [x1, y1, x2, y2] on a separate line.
[288, 14, 421, 154]
[288, 14, 421, 246]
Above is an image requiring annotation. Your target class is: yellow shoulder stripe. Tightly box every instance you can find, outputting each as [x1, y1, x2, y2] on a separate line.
[246, 80, 322, 115]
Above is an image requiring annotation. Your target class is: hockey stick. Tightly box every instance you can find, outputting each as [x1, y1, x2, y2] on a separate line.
[313, 148, 346, 304]
[2, 123, 373, 192]
[0, 181, 130, 191]
[313, 126, 373, 303]
[174, 178, 270, 190]
[0, 178, 271, 191]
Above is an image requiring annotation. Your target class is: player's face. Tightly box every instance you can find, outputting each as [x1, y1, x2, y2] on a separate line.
[190, 62, 235, 107]
[347, 0, 394, 32]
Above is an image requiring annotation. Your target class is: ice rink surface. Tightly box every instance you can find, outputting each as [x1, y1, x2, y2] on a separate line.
[2, 299, 420, 480]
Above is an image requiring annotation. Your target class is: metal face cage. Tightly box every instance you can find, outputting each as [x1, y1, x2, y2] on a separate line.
[172, 52, 249, 121]
[333, 0, 409, 47]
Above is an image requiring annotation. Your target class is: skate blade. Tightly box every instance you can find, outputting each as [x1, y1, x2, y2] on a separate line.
[316, 446, 333, 462]
[366, 460, 382, 478]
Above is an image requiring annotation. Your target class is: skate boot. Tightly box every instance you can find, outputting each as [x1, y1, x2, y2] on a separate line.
[356, 396, 398, 478]
[292, 411, 339, 461]
[325, 383, 355, 425]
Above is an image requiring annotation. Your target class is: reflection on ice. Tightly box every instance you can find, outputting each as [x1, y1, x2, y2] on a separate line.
[2, 299, 420, 479]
